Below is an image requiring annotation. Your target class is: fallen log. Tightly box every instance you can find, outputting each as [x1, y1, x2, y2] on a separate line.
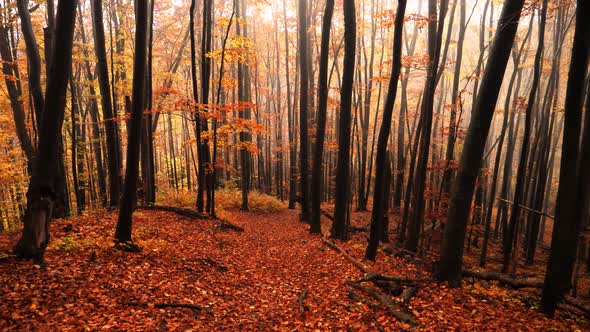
[136, 205, 244, 232]
[564, 296, 590, 317]
[373, 280, 403, 296]
[124, 301, 209, 312]
[321, 237, 370, 273]
[322, 238, 427, 286]
[197, 258, 228, 273]
[463, 269, 590, 317]
[346, 281, 417, 325]
[216, 218, 245, 232]
[462, 269, 543, 289]
[360, 272, 427, 285]
[347, 289, 381, 310]
[136, 205, 208, 219]
[400, 286, 417, 304]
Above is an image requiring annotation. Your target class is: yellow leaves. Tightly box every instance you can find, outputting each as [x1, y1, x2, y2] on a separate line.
[207, 35, 256, 65]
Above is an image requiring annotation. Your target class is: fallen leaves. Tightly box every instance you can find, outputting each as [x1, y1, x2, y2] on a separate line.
[0, 208, 587, 331]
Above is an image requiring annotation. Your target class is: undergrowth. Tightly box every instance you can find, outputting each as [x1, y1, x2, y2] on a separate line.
[158, 188, 285, 214]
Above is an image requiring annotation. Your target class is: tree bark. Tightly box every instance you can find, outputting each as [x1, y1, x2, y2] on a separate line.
[13, 0, 77, 262]
[331, 0, 356, 241]
[437, 0, 526, 287]
[114, 0, 149, 244]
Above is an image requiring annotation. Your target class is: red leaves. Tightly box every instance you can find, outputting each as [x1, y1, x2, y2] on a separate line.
[0, 208, 587, 330]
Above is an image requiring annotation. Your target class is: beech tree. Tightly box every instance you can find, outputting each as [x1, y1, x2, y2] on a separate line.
[542, 0, 590, 314]
[13, 0, 77, 262]
[437, 0, 526, 286]
[114, 0, 149, 245]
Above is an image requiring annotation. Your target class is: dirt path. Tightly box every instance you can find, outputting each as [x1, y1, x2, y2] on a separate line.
[0, 208, 586, 331]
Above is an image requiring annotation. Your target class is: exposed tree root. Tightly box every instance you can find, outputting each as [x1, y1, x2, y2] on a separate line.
[114, 241, 141, 252]
[346, 281, 417, 325]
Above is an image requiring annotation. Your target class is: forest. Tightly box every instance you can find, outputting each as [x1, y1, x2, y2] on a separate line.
[0, 0, 589, 330]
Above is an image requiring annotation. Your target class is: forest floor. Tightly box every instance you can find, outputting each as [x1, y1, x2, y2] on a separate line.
[0, 205, 589, 331]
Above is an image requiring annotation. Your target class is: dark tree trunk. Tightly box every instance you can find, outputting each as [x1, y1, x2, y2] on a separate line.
[541, 0, 590, 315]
[16, 0, 44, 127]
[283, 0, 297, 210]
[502, 0, 548, 273]
[331, 0, 356, 241]
[297, 0, 310, 221]
[13, 0, 77, 262]
[310, 0, 334, 234]
[196, 0, 213, 213]
[237, 0, 251, 212]
[437, 0, 526, 287]
[114, 0, 149, 244]
[365, 0, 406, 261]
[92, 0, 122, 208]
[405, 0, 448, 253]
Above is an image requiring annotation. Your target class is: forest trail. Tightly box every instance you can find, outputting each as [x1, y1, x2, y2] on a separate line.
[0, 208, 587, 331]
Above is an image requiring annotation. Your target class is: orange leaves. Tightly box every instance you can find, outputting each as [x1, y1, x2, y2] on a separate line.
[402, 54, 431, 70]
[207, 35, 256, 65]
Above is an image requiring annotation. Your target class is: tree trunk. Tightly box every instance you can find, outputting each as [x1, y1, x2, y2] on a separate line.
[365, 0, 406, 261]
[310, 0, 334, 234]
[13, 0, 77, 262]
[92, 0, 122, 208]
[437, 0, 525, 287]
[541, 0, 589, 315]
[114, 0, 149, 244]
[331, 0, 356, 241]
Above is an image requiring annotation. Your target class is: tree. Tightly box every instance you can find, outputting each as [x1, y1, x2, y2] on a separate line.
[114, 0, 149, 245]
[0, 21, 34, 167]
[365, 0, 407, 261]
[502, 0, 547, 273]
[331, 0, 356, 241]
[92, 0, 122, 208]
[297, 0, 310, 222]
[437, 0, 526, 287]
[13, 0, 78, 262]
[541, 0, 590, 314]
[405, 0, 449, 253]
[310, 0, 334, 234]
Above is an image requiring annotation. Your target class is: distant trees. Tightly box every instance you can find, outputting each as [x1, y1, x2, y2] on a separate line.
[13, 0, 78, 262]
